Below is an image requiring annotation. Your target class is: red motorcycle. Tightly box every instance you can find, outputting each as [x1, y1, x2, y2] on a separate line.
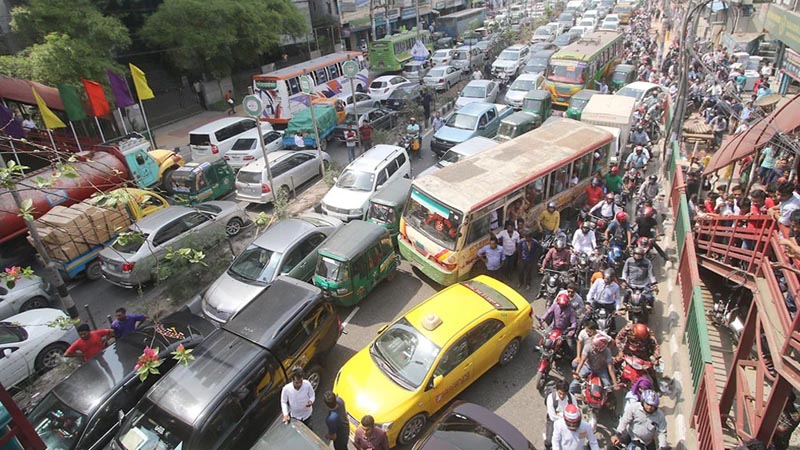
[619, 354, 654, 386]
[534, 317, 569, 391]
[578, 373, 617, 431]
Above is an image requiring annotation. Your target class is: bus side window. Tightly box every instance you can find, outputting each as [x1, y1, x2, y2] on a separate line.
[549, 165, 568, 195]
[329, 63, 341, 79]
[467, 214, 492, 244]
[525, 176, 546, 208]
[316, 67, 329, 84]
[288, 77, 300, 95]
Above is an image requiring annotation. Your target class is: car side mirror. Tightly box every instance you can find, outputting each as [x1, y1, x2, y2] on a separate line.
[117, 410, 125, 424]
[333, 177, 338, 183]
[2, 349, 11, 358]
[377, 324, 388, 334]
[432, 375, 443, 389]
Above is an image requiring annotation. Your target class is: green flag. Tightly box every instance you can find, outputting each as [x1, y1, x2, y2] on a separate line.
[56, 84, 87, 122]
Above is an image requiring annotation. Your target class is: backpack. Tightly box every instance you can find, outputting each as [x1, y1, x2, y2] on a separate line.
[544, 388, 574, 408]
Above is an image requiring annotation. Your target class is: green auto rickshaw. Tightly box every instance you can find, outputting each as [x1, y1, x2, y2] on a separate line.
[366, 177, 412, 248]
[313, 220, 398, 306]
[496, 111, 540, 142]
[566, 89, 599, 120]
[169, 157, 235, 205]
[611, 64, 636, 92]
[521, 89, 553, 122]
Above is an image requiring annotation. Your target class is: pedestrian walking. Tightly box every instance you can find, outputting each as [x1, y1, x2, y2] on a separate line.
[518, 232, 539, 290]
[64, 324, 113, 363]
[281, 366, 315, 428]
[432, 111, 445, 132]
[359, 120, 373, 151]
[225, 90, 236, 115]
[323, 391, 350, 450]
[111, 307, 146, 338]
[354, 415, 389, 450]
[345, 124, 358, 162]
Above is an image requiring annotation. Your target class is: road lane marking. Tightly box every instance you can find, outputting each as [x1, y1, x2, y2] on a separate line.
[342, 306, 360, 329]
[676, 413, 687, 441]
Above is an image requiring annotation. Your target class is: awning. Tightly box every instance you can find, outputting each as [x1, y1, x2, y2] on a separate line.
[0, 76, 64, 111]
[704, 94, 800, 174]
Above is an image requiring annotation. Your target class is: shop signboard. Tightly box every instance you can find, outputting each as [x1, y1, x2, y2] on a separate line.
[783, 48, 800, 81]
[765, 5, 800, 52]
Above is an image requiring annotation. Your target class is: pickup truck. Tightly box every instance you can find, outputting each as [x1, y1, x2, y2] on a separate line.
[431, 103, 513, 157]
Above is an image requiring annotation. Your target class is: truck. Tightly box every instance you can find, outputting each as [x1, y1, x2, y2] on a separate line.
[431, 103, 513, 157]
[0, 133, 183, 245]
[282, 103, 340, 151]
[579, 94, 636, 163]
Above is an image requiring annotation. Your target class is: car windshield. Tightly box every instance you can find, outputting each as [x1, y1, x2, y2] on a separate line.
[429, 68, 447, 77]
[404, 64, 422, 73]
[370, 317, 440, 389]
[116, 401, 190, 450]
[336, 169, 375, 191]
[510, 78, 537, 91]
[370, 81, 387, 89]
[445, 113, 478, 130]
[535, 27, 550, 35]
[402, 188, 463, 249]
[497, 122, 518, 138]
[237, 170, 262, 184]
[616, 86, 644, 99]
[344, 113, 358, 123]
[316, 256, 348, 282]
[433, 50, 451, 58]
[452, 50, 469, 60]
[559, 13, 573, 20]
[554, 35, 573, 46]
[546, 61, 587, 84]
[498, 50, 520, 61]
[612, 71, 629, 82]
[367, 202, 396, 225]
[112, 233, 147, 253]
[461, 86, 486, 98]
[29, 393, 88, 450]
[231, 138, 257, 151]
[439, 149, 467, 165]
[228, 245, 281, 284]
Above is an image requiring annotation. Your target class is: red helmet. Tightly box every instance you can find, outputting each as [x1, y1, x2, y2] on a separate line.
[592, 332, 611, 350]
[616, 211, 628, 222]
[556, 293, 570, 307]
[564, 404, 582, 430]
[642, 206, 655, 218]
[633, 323, 650, 340]
[610, 166, 619, 175]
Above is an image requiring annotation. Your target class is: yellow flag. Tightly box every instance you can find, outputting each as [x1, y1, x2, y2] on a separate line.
[129, 63, 155, 100]
[31, 87, 66, 129]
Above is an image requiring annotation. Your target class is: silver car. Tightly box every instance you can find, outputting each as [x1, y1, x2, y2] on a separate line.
[0, 276, 52, 320]
[201, 214, 343, 323]
[225, 128, 284, 170]
[423, 65, 463, 91]
[98, 202, 247, 288]
[235, 150, 331, 204]
[336, 92, 381, 114]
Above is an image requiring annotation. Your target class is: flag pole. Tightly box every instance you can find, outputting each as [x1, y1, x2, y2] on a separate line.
[46, 129, 62, 163]
[139, 99, 156, 148]
[117, 108, 128, 134]
[68, 121, 83, 152]
[93, 117, 106, 142]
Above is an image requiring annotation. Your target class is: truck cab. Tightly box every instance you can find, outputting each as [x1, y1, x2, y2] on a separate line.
[99, 133, 185, 190]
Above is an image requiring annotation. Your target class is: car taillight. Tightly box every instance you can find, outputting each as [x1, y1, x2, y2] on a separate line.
[211, 144, 219, 154]
[121, 262, 135, 273]
[223, 155, 230, 160]
[244, 155, 255, 160]
[261, 183, 271, 193]
[439, 79, 445, 84]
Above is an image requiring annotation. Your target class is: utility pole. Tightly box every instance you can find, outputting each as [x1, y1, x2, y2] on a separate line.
[0, 155, 80, 320]
[416, 0, 421, 38]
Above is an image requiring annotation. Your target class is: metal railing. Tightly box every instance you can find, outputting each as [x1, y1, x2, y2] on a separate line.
[694, 214, 776, 274]
[692, 364, 726, 450]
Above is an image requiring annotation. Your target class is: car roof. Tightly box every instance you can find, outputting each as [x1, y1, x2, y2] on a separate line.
[239, 150, 312, 172]
[457, 102, 496, 115]
[515, 73, 541, 81]
[371, 177, 412, 206]
[222, 276, 323, 349]
[465, 79, 493, 88]
[447, 137, 499, 156]
[190, 117, 255, 134]
[251, 217, 320, 251]
[131, 206, 193, 234]
[503, 111, 539, 125]
[318, 221, 387, 260]
[505, 44, 527, 50]
[573, 89, 600, 99]
[373, 75, 402, 82]
[431, 402, 530, 450]
[531, 49, 557, 57]
[346, 144, 403, 171]
[428, 65, 455, 71]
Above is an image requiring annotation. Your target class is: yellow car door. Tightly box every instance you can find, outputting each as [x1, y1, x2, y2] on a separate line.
[426, 337, 474, 411]
[464, 318, 507, 375]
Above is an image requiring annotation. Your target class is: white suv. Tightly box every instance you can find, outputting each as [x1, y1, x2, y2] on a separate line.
[321, 145, 411, 221]
[492, 44, 531, 78]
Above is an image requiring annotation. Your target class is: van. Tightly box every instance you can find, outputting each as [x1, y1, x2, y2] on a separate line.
[321, 145, 411, 221]
[402, 60, 432, 82]
[189, 117, 258, 161]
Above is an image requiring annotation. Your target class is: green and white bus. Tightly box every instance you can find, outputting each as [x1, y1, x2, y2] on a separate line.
[369, 28, 433, 72]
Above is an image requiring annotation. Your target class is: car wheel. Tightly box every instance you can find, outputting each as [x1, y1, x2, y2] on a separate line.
[20, 296, 49, 312]
[446, 82, 451, 91]
[225, 218, 244, 236]
[398, 413, 427, 445]
[323, 160, 331, 171]
[499, 337, 521, 366]
[279, 185, 291, 201]
[85, 260, 103, 281]
[35, 342, 68, 372]
[306, 364, 323, 391]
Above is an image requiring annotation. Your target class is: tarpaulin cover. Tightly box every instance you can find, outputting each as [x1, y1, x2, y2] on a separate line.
[285, 104, 338, 135]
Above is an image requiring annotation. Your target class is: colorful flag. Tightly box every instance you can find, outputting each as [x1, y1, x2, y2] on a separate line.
[0, 104, 24, 138]
[107, 70, 135, 108]
[56, 84, 87, 122]
[32, 87, 66, 129]
[81, 79, 111, 117]
[129, 64, 155, 100]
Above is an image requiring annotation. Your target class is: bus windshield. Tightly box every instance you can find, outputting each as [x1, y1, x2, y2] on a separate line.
[546, 61, 587, 84]
[403, 188, 463, 250]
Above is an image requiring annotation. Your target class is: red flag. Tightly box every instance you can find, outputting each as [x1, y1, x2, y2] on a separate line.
[81, 79, 111, 117]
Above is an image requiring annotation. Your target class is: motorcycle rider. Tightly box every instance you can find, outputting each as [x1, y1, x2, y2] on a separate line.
[621, 247, 658, 309]
[615, 323, 661, 365]
[606, 211, 633, 248]
[539, 201, 561, 236]
[541, 235, 572, 273]
[552, 404, 601, 450]
[612, 390, 669, 450]
[584, 178, 605, 209]
[635, 206, 668, 260]
[570, 332, 618, 395]
[589, 192, 619, 222]
[571, 222, 597, 262]
[638, 175, 660, 205]
[559, 283, 589, 323]
[541, 293, 579, 356]
[406, 117, 421, 156]
[630, 125, 651, 147]
[545, 381, 578, 450]
[605, 166, 624, 195]
[587, 268, 622, 327]
[572, 319, 597, 369]
[626, 145, 650, 170]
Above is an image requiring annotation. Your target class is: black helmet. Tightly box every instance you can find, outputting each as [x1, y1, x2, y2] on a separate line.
[649, 175, 657, 183]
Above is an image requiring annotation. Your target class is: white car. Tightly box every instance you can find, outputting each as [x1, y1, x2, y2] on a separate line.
[235, 150, 331, 204]
[431, 48, 456, 66]
[615, 81, 670, 103]
[335, 92, 381, 113]
[504, 73, 544, 108]
[423, 65, 463, 91]
[0, 276, 52, 320]
[570, 25, 590, 38]
[492, 44, 530, 78]
[455, 80, 500, 108]
[599, 22, 619, 31]
[225, 127, 284, 169]
[0, 308, 79, 390]
[583, 9, 599, 21]
[577, 17, 597, 31]
[368, 76, 411, 101]
[602, 14, 620, 28]
[531, 26, 555, 43]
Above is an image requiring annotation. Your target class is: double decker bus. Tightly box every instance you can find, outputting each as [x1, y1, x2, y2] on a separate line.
[369, 28, 433, 72]
[542, 31, 624, 108]
[253, 52, 368, 128]
[398, 119, 613, 286]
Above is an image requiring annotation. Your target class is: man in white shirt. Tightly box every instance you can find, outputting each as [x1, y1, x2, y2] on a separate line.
[294, 131, 306, 149]
[281, 366, 315, 427]
[496, 221, 520, 279]
[571, 222, 596, 260]
[545, 381, 577, 450]
[552, 404, 600, 450]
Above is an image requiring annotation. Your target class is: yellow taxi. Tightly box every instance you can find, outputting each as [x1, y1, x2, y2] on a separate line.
[333, 276, 533, 447]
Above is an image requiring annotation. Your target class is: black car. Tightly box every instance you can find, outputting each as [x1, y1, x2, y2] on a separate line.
[110, 277, 342, 450]
[528, 42, 559, 53]
[332, 108, 398, 142]
[27, 311, 215, 450]
[412, 402, 537, 450]
[383, 83, 424, 111]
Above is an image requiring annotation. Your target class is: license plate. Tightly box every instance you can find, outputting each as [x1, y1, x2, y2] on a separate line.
[229, 155, 241, 161]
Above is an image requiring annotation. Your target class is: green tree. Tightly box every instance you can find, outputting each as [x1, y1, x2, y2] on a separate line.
[0, 0, 130, 85]
[141, 0, 308, 77]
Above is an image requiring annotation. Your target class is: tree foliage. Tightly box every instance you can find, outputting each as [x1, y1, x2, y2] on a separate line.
[141, 0, 308, 77]
[0, 0, 130, 85]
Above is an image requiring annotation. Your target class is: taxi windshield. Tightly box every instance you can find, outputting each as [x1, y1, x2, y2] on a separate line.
[370, 318, 440, 389]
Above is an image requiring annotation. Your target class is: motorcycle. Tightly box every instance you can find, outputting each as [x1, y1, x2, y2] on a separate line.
[619, 354, 654, 386]
[534, 317, 570, 391]
[578, 373, 616, 431]
[578, 210, 609, 234]
[622, 285, 654, 325]
[495, 71, 510, 89]
[634, 236, 655, 260]
[574, 252, 594, 297]
[399, 133, 420, 158]
[611, 438, 652, 450]
[607, 239, 627, 275]
[540, 268, 570, 307]
[708, 269, 748, 343]
[589, 305, 617, 337]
